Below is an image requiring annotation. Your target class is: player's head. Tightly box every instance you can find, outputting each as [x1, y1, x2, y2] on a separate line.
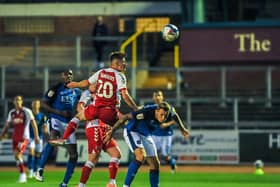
[61, 69, 73, 84]
[155, 101, 170, 123]
[110, 51, 127, 72]
[13, 95, 23, 109]
[153, 90, 164, 104]
[32, 99, 41, 112]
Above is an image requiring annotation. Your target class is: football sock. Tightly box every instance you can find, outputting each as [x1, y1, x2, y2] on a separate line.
[80, 161, 95, 184]
[27, 154, 32, 170]
[30, 155, 35, 172]
[124, 160, 142, 186]
[109, 157, 120, 181]
[17, 158, 25, 173]
[62, 118, 79, 139]
[34, 155, 40, 171]
[38, 143, 53, 169]
[149, 169, 159, 187]
[63, 160, 76, 184]
[170, 157, 176, 170]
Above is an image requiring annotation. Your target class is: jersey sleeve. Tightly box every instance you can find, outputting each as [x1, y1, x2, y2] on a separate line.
[116, 72, 127, 91]
[24, 107, 35, 121]
[6, 110, 13, 123]
[43, 83, 61, 104]
[88, 70, 102, 84]
[79, 90, 92, 104]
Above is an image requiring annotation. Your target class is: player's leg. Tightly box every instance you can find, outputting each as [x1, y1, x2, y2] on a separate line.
[78, 153, 99, 187]
[78, 126, 101, 187]
[162, 135, 176, 173]
[34, 138, 44, 176]
[36, 119, 59, 182]
[123, 129, 145, 187]
[27, 140, 36, 178]
[105, 139, 121, 187]
[142, 135, 160, 187]
[59, 132, 78, 187]
[14, 139, 29, 183]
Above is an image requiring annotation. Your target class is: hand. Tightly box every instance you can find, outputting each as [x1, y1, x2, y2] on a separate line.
[66, 82, 76, 88]
[35, 136, 40, 144]
[160, 123, 168, 129]
[181, 128, 190, 139]
[102, 129, 113, 144]
[57, 110, 71, 118]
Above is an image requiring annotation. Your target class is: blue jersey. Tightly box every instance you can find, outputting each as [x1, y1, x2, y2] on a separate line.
[152, 106, 176, 136]
[125, 104, 160, 136]
[30, 112, 47, 139]
[44, 83, 81, 122]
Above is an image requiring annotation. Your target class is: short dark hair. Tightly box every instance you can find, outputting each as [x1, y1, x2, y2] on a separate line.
[157, 101, 171, 115]
[109, 51, 126, 62]
[63, 69, 73, 82]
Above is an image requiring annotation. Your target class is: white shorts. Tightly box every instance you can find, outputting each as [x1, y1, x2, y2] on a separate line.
[123, 128, 157, 157]
[49, 118, 77, 144]
[152, 135, 172, 156]
[29, 138, 44, 153]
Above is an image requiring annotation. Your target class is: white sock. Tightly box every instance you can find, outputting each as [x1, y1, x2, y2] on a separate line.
[79, 182, 85, 187]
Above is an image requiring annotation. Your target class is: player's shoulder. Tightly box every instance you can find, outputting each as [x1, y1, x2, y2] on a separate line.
[22, 107, 33, 116]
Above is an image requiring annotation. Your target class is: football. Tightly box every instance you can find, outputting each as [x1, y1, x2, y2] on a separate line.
[254, 160, 264, 168]
[162, 24, 179, 42]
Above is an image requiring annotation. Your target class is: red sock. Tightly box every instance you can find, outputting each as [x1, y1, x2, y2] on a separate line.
[109, 161, 119, 179]
[80, 165, 93, 184]
[18, 162, 25, 173]
[63, 121, 78, 139]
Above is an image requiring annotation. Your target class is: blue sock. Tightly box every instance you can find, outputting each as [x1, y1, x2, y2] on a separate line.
[149, 169, 159, 187]
[62, 161, 76, 184]
[38, 143, 53, 169]
[30, 155, 35, 171]
[27, 154, 32, 170]
[170, 157, 176, 170]
[34, 155, 40, 171]
[124, 160, 142, 186]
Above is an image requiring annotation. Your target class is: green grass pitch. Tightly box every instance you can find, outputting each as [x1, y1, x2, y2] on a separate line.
[0, 170, 279, 187]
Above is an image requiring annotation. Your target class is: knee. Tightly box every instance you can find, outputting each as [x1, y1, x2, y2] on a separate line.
[134, 149, 146, 163]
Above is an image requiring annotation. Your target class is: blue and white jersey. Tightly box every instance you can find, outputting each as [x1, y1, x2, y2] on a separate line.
[152, 105, 176, 136]
[125, 104, 159, 136]
[44, 83, 81, 122]
[30, 112, 47, 139]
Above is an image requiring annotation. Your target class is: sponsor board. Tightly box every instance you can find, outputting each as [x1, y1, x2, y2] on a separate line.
[240, 131, 280, 162]
[56, 140, 130, 164]
[172, 130, 239, 164]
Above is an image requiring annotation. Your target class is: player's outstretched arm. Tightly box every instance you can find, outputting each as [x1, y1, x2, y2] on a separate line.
[121, 90, 138, 111]
[103, 113, 132, 143]
[172, 111, 190, 138]
[67, 79, 89, 88]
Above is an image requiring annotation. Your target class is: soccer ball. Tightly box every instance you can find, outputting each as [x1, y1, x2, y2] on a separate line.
[254, 160, 264, 168]
[162, 24, 179, 42]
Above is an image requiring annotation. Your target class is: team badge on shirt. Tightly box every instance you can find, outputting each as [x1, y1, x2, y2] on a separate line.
[47, 90, 55, 97]
[136, 113, 144, 120]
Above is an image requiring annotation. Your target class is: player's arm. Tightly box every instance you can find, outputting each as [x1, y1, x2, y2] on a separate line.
[27, 109, 40, 144]
[121, 89, 138, 111]
[41, 99, 71, 119]
[172, 110, 190, 138]
[103, 113, 132, 143]
[67, 79, 89, 88]
[30, 119, 40, 144]
[0, 121, 11, 140]
[160, 120, 175, 129]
